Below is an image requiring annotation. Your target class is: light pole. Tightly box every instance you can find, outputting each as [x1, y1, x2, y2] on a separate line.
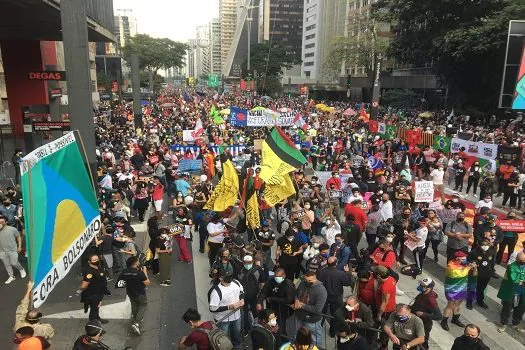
[241, 0, 257, 74]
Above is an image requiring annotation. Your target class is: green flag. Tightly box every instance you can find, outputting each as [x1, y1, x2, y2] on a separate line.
[208, 74, 220, 87]
[433, 135, 451, 153]
[385, 125, 397, 140]
[210, 106, 224, 124]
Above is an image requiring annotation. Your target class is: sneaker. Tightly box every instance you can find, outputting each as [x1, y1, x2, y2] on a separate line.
[4, 276, 15, 284]
[466, 301, 473, 310]
[512, 325, 525, 333]
[100, 319, 109, 324]
[186, 261, 193, 264]
[477, 301, 488, 309]
[160, 281, 171, 287]
[497, 324, 507, 333]
[131, 323, 141, 335]
[20, 269, 26, 279]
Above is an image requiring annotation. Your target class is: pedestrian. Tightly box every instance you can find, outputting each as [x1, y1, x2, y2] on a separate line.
[115, 256, 150, 335]
[72, 320, 110, 350]
[496, 211, 519, 264]
[444, 212, 472, 261]
[405, 217, 428, 277]
[14, 326, 50, 350]
[14, 280, 54, 339]
[173, 207, 193, 263]
[207, 213, 229, 267]
[208, 270, 244, 348]
[411, 278, 442, 350]
[466, 161, 481, 196]
[76, 253, 110, 323]
[237, 254, 265, 333]
[451, 324, 490, 350]
[290, 271, 328, 346]
[330, 234, 354, 271]
[383, 304, 425, 350]
[256, 268, 296, 332]
[441, 251, 476, 331]
[275, 227, 303, 281]
[333, 295, 374, 339]
[421, 209, 443, 262]
[307, 243, 329, 273]
[151, 176, 164, 219]
[336, 323, 370, 350]
[179, 308, 213, 349]
[250, 308, 283, 350]
[372, 265, 397, 348]
[466, 238, 493, 310]
[280, 326, 319, 350]
[155, 229, 173, 286]
[94, 226, 114, 281]
[0, 214, 26, 284]
[497, 252, 525, 333]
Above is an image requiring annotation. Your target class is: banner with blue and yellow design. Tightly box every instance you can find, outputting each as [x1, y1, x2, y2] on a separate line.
[21, 132, 100, 307]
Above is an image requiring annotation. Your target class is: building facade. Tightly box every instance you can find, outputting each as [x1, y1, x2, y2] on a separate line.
[220, 0, 238, 72]
[186, 39, 197, 78]
[210, 18, 222, 75]
[114, 9, 137, 49]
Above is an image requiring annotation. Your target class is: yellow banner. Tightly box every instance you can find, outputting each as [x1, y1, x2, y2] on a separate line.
[204, 160, 239, 212]
[246, 191, 260, 229]
[263, 173, 296, 207]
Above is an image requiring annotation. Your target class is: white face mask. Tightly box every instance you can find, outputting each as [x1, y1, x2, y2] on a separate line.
[481, 245, 490, 252]
[340, 337, 350, 343]
[304, 205, 311, 209]
[345, 305, 355, 311]
[386, 237, 394, 243]
[453, 198, 459, 202]
[313, 243, 320, 249]
[267, 318, 277, 327]
[326, 220, 332, 226]
[484, 198, 491, 203]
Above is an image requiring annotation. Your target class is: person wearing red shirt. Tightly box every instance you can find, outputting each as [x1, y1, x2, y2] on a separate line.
[498, 161, 515, 196]
[151, 176, 165, 219]
[325, 171, 342, 190]
[344, 200, 368, 232]
[370, 239, 397, 269]
[180, 308, 212, 350]
[373, 265, 397, 349]
[356, 271, 375, 307]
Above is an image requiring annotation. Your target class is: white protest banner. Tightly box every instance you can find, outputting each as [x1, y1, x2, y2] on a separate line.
[247, 109, 294, 126]
[182, 130, 195, 143]
[450, 138, 498, 160]
[414, 181, 434, 202]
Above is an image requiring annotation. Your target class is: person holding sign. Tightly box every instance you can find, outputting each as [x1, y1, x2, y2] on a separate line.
[405, 217, 428, 278]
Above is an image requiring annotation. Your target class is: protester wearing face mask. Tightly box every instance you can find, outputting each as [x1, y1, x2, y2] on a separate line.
[466, 239, 493, 310]
[411, 278, 442, 350]
[330, 234, 355, 271]
[451, 324, 490, 350]
[321, 215, 341, 246]
[256, 268, 296, 331]
[333, 295, 374, 340]
[276, 228, 303, 281]
[497, 211, 519, 264]
[72, 320, 110, 350]
[383, 304, 425, 350]
[76, 254, 110, 323]
[301, 201, 315, 235]
[444, 212, 473, 261]
[250, 308, 282, 350]
[441, 251, 477, 331]
[336, 323, 370, 350]
[307, 243, 330, 273]
[370, 238, 397, 270]
[326, 171, 342, 190]
[237, 255, 265, 334]
[445, 192, 466, 212]
[180, 308, 213, 350]
[208, 270, 244, 347]
[497, 252, 525, 333]
[430, 164, 445, 201]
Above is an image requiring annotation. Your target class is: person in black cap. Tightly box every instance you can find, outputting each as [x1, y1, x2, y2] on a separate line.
[76, 254, 110, 323]
[72, 320, 110, 350]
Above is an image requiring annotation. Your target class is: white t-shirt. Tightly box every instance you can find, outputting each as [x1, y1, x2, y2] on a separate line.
[415, 226, 428, 248]
[475, 200, 493, 212]
[430, 169, 444, 185]
[207, 222, 226, 243]
[209, 280, 244, 322]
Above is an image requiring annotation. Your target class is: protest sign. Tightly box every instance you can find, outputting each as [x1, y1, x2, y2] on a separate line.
[414, 181, 434, 202]
[436, 208, 462, 224]
[247, 109, 294, 126]
[450, 138, 498, 160]
[182, 130, 195, 142]
[497, 220, 525, 232]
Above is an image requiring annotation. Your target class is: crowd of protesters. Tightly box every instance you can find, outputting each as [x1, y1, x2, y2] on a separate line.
[5, 85, 525, 350]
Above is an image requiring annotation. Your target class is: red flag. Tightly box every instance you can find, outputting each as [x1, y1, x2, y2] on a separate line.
[359, 107, 369, 122]
[293, 114, 308, 131]
[406, 129, 422, 146]
[369, 120, 379, 133]
[308, 99, 315, 108]
[240, 79, 246, 90]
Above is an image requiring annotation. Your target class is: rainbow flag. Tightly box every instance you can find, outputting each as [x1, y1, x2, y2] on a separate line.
[444, 262, 470, 301]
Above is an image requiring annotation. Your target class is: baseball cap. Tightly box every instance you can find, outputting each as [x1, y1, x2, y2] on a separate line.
[419, 277, 435, 288]
[454, 251, 468, 258]
[85, 319, 104, 336]
[243, 255, 253, 262]
[479, 207, 490, 214]
[372, 266, 389, 278]
[452, 192, 460, 197]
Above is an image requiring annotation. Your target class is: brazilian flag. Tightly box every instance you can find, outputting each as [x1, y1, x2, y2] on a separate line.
[433, 135, 451, 153]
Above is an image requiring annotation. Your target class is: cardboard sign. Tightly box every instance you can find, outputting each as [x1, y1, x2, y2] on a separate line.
[414, 181, 434, 203]
[167, 224, 184, 236]
[436, 208, 462, 224]
[329, 190, 343, 199]
[182, 130, 195, 142]
[254, 139, 264, 151]
[497, 220, 525, 232]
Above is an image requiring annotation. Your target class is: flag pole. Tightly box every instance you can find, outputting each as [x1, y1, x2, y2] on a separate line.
[74, 130, 97, 190]
[24, 159, 36, 308]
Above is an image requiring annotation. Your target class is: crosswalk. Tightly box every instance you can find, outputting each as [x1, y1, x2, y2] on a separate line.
[397, 245, 525, 349]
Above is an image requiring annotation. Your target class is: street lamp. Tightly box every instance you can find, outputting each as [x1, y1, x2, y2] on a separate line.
[240, 0, 257, 73]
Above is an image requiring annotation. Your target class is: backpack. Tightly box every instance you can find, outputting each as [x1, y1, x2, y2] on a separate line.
[251, 324, 275, 349]
[207, 280, 242, 304]
[132, 242, 147, 267]
[277, 218, 291, 235]
[197, 324, 233, 350]
[381, 250, 399, 282]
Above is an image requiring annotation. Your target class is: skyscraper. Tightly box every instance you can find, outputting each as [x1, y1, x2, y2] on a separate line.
[220, 0, 238, 72]
[114, 9, 137, 49]
[196, 24, 211, 76]
[210, 18, 222, 75]
[186, 39, 197, 78]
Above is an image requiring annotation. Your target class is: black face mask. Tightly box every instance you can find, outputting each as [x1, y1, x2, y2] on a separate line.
[306, 281, 314, 287]
[403, 214, 410, 218]
[464, 336, 478, 344]
[457, 218, 465, 222]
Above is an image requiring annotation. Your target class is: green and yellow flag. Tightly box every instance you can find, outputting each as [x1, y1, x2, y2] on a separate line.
[204, 147, 239, 211]
[245, 175, 261, 229]
[259, 127, 307, 185]
[433, 135, 451, 153]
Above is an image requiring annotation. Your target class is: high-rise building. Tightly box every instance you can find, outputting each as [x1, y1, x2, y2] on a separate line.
[301, 0, 347, 81]
[114, 9, 137, 49]
[210, 18, 222, 75]
[267, 0, 304, 54]
[220, 0, 238, 72]
[186, 39, 197, 78]
[196, 24, 211, 76]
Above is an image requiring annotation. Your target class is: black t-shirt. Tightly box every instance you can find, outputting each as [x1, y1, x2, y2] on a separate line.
[72, 335, 111, 350]
[99, 235, 113, 254]
[256, 229, 276, 251]
[277, 236, 301, 265]
[118, 268, 147, 298]
[83, 266, 108, 296]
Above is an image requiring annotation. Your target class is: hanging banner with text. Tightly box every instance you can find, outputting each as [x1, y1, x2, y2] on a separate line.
[450, 138, 498, 160]
[497, 220, 525, 232]
[247, 109, 294, 126]
[414, 181, 434, 202]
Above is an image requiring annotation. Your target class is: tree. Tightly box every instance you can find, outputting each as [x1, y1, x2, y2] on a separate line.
[372, 0, 525, 112]
[139, 71, 165, 90]
[122, 34, 187, 91]
[324, 10, 389, 88]
[242, 42, 301, 94]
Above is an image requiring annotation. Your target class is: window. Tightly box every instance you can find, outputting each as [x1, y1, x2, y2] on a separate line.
[305, 71, 311, 77]
[304, 61, 314, 66]
[306, 24, 316, 31]
[305, 43, 315, 49]
[304, 52, 314, 58]
[306, 15, 315, 22]
[306, 5, 317, 13]
[306, 33, 315, 40]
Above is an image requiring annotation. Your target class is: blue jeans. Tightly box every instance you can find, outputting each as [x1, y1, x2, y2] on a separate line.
[290, 316, 324, 347]
[218, 317, 242, 346]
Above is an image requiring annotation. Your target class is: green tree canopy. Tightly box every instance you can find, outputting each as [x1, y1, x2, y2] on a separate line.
[372, 0, 525, 112]
[122, 34, 188, 74]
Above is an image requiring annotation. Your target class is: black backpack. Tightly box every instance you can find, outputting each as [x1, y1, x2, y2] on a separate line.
[207, 280, 242, 304]
[251, 324, 275, 349]
[381, 251, 399, 282]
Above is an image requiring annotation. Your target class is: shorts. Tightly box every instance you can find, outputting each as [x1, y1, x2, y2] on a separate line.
[154, 199, 163, 211]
